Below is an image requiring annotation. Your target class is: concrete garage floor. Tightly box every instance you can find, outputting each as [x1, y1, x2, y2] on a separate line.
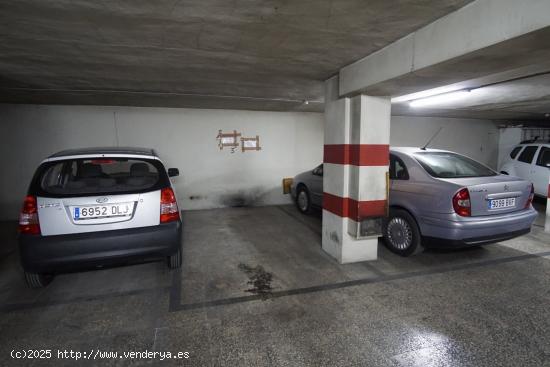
[0, 202, 549, 366]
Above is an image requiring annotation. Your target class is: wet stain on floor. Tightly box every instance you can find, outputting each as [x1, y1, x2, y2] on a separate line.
[238, 263, 273, 299]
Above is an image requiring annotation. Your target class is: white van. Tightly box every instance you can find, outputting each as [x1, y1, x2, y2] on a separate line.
[500, 140, 550, 197]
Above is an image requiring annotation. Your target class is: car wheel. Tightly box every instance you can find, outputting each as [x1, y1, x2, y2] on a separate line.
[24, 271, 52, 288]
[167, 247, 182, 269]
[296, 186, 311, 214]
[383, 209, 423, 257]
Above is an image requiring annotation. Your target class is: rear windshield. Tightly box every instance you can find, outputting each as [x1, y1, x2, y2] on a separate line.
[414, 152, 497, 178]
[36, 158, 167, 196]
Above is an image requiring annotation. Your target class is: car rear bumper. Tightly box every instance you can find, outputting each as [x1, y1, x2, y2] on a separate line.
[19, 221, 182, 273]
[418, 207, 538, 247]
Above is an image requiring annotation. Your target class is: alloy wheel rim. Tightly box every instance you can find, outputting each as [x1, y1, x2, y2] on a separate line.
[387, 217, 412, 250]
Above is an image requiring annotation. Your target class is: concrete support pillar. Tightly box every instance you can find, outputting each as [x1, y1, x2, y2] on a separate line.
[545, 176, 550, 233]
[322, 76, 390, 263]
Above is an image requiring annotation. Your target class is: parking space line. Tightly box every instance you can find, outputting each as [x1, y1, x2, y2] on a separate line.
[169, 267, 182, 312]
[362, 262, 387, 277]
[167, 211, 185, 312]
[0, 286, 171, 313]
[3, 249, 547, 314]
[171, 249, 550, 312]
[275, 206, 322, 236]
[525, 233, 550, 245]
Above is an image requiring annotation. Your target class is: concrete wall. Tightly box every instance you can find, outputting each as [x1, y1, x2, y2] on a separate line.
[390, 116, 499, 168]
[0, 104, 499, 220]
[0, 104, 324, 220]
[497, 127, 522, 170]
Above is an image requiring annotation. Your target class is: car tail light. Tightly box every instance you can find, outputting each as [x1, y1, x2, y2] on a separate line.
[90, 159, 115, 164]
[524, 183, 534, 209]
[160, 187, 180, 223]
[19, 195, 41, 235]
[452, 188, 471, 217]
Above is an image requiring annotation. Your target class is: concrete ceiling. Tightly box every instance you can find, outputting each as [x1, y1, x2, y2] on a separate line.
[0, 0, 474, 112]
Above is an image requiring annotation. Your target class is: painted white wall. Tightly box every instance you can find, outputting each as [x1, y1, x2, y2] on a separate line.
[497, 127, 522, 170]
[0, 104, 324, 220]
[390, 116, 499, 168]
[0, 104, 500, 220]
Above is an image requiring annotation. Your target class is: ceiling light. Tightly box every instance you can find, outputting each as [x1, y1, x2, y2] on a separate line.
[391, 85, 464, 104]
[409, 90, 471, 108]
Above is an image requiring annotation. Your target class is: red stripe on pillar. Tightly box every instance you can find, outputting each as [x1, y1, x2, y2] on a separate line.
[349, 145, 390, 166]
[323, 192, 349, 218]
[323, 145, 349, 166]
[547, 184, 550, 199]
[323, 192, 387, 221]
[324, 144, 389, 166]
[354, 199, 388, 219]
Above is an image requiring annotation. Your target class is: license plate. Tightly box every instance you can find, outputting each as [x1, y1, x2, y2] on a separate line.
[488, 198, 516, 209]
[73, 203, 133, 220]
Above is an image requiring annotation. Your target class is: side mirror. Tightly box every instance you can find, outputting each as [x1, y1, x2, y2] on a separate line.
[168, 168, 180, 177]
[312, 166, 323, 176]
[312, 168, 323, 177]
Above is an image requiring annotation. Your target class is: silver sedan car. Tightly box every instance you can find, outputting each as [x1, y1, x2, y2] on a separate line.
[291, 147, 538, 256]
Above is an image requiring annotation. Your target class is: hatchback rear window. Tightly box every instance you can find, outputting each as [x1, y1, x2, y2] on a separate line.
[414, 152, 496, 178]
[38, 158, 164, 196]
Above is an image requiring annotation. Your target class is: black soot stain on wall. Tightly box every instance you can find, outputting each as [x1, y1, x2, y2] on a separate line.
[220, 188, 265, 207]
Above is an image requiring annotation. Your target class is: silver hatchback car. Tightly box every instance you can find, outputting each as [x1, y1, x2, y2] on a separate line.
[18, 147, 182, 287]
[291, 147, 538, 256]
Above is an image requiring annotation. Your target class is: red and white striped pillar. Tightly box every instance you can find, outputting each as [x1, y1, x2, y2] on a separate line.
[322, 76, 390, 263]
[545, 176, 550, 233]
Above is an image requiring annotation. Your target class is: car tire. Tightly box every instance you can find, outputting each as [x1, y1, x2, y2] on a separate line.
[383, 208, 423, 257]
[167, 247, 182, 269]
[24, 271, 52, 288]
[296, 186, 312, 214]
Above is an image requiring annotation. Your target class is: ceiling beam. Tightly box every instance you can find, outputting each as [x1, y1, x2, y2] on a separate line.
[339, 0, 550, 98]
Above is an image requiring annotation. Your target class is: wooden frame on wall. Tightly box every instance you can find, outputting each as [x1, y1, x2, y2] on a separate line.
[241, 135, 261, 152]
[216, 130, 241, 152]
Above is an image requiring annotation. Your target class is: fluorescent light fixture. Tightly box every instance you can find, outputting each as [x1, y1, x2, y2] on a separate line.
[391, 85, 465, 103]
[409, 90, 471, 108]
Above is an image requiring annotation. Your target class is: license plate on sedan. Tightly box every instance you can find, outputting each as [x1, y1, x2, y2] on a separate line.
[488, 198, 516, 209]
[73, 203, 133, 220]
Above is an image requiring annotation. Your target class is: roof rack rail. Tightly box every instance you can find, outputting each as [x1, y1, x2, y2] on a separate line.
[519, 138, 550, 144]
